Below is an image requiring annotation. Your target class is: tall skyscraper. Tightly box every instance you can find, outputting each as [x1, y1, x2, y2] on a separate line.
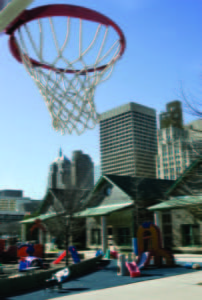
[100, 102, 157, 178]
[159, 100, 183, 129]
[48, 148, 72, 189]
[156, 101, 202, 180]
[71, 150, 94, 189]
[48, 149, 94, 190]
[156, 126, 190, 179]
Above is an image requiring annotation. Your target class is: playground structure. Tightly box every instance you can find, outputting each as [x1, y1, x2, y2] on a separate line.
[117, 251, 151, 277]
[18, 220, 81, 270]
[0, 220, 45, 263]
[1, 216, 82, 272]
[52, 246, 81, 265]
[18, 244, 81, 271]
[17, 243, 44, 258]
[137, 222, 175, 267]
[116, 222, 175, 277]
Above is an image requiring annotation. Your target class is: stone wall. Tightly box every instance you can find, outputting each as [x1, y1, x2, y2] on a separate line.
[171, 209, 202, 247]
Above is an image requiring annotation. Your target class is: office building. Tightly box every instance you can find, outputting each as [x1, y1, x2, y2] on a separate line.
[48, 149, 94, 189]
[48, 148, 71, 189]
[71, 150, 94, 189]
[100, 102, 157, 178]
[156, 126, 190, 179]
[159, 100, 183, 129]
[0, 190, 41, 237]
[157, 101, 202, 180]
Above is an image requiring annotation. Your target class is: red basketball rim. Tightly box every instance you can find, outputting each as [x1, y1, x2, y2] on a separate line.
[5, 4, 126, 73]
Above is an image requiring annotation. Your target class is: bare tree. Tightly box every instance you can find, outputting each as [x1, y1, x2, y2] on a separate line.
[180, 79, 202, 118]
[46, 168, 95, 266]
[130, 172, 173, 238]
[129, 129, 174, 237]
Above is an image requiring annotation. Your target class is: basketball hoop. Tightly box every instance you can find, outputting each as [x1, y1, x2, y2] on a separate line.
[5, 4, 126, 134]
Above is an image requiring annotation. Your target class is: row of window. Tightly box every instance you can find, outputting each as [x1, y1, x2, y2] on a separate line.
[102, 155, 155, 164]
[100, 112, 132, 123]
[0, 199, 16, 211]
[103, 165, 135, 173]
[101, 111, 155, 123]
[91, 227, 131, 246]
[101, 138, 157, 148]
[100, 130, 157, 141]
[101, 116, 156, 127]
[102, 162, 135, 169]
[102, 157, 134, 164]
[101, 143, 134, 151]
[100, 123, 156, 134]
[0, 214, 23, 220]
[101, 136, 134, 144]
[101, 145, 156, 154]
[100, 119, 132, 128]
[101, 137, 157, 145]
[158, 158, 189, 168]
[160, 175, 176, 180]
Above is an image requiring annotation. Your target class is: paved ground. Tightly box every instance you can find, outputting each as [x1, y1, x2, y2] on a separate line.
[1, 255, 202, 300]
[52, 270, 202, 300]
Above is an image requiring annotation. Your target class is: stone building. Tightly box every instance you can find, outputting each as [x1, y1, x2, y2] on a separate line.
[150, 156, 202, 250]
[74, 175, 174, 251]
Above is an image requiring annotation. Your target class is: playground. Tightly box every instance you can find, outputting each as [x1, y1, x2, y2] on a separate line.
[0, 255, 202, 300]
[1, 221, 202, 299]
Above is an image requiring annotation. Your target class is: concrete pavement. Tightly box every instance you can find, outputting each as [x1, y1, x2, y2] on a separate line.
[51, 270, 202, 300]
[50, 254, 202, 300]
[4, 254, 202, 300]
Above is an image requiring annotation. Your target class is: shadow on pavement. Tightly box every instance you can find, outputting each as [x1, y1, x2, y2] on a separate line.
[2, 259, 202, 300]
[57, 287, 90, 293]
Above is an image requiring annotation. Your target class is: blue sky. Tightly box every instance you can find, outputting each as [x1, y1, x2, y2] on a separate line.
[0, 0, 201, 199]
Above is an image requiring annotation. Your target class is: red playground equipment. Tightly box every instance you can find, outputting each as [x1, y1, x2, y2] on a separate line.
[125, 261, 141, 278]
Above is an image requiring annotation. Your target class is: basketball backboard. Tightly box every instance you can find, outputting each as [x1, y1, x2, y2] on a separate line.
[0, 0, 34, 33]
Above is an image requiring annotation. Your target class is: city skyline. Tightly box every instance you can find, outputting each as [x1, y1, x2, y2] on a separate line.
[0, 0, 201, 199]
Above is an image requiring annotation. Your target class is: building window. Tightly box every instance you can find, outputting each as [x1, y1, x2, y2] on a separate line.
[181, 224, 200, 246]
[10, 200, 16, 211]
[117, 228, 130, 246]
[163, 236, 173, 248]
[91, 229, 101, 245]
[108, 227, 113, 235]
[162, 212, 171, 223]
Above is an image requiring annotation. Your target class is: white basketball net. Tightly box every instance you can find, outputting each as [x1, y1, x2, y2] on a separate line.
[13, 16, 122, 134]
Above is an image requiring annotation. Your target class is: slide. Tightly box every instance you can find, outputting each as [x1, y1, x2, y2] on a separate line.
[136, 252, 151, 269]
[68, 246, 80, 263]
[52, 251, 66, 264]
[125, 261, 141, 278]
[52, 246, 80, 265]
